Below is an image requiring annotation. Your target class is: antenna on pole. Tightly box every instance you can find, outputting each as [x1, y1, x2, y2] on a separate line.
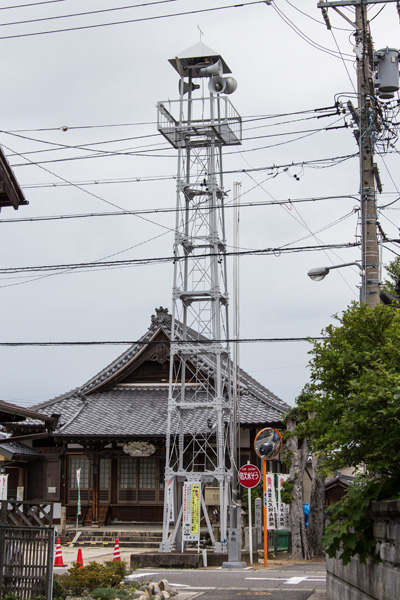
[157, 42, 242, 555]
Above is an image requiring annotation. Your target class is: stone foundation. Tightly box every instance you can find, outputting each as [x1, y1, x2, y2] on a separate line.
[326, 500, 400, 600]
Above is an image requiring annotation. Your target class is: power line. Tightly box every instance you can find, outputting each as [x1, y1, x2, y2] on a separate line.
[6, 117, 348, 166]
[4, 152, 358, 189]
[0, 242, 362, 276]
[0, 337, 323, 347]
[271, 2, 353, 60]
[0, 0, 68, 10]
[0, 194, 359, 224]
[0, 0, 181, 27]
[5, 105, 339, 134]
[3, 113, 342, 160]
[0, 1, 267, 40]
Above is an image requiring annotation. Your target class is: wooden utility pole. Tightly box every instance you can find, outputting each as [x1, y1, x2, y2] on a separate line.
[318, 0, 400, 307]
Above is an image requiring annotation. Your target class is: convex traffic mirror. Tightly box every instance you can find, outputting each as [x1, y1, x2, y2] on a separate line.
[254, 427, 282, 460]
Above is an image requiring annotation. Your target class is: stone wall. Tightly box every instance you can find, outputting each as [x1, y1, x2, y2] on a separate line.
[326, 500, 400, 600]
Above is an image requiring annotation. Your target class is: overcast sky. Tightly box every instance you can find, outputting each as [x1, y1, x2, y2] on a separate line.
[0, 0, 399, 408]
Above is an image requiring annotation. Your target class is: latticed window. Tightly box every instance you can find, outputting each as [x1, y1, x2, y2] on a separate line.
[119, 458, 137, 489]
[70, 457, 89, 489]
[99, 460, 109, 489]
[139, 458, 156, 489]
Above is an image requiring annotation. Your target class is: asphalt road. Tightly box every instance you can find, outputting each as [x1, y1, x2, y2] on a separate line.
[126, 563, 327, 600]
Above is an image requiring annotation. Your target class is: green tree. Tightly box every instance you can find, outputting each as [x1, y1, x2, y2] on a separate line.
[381, 256, 400, 296]
[301, 301, 400, 563]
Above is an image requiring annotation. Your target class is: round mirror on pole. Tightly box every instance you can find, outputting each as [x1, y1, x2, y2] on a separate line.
[254, 428, 282, 460]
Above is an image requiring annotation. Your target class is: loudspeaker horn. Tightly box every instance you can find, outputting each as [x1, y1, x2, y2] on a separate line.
[208, 76, 237, 95]
[179, 80, 201, 95]
[223, 77, 237, 95]
[200, 59, 223, 77]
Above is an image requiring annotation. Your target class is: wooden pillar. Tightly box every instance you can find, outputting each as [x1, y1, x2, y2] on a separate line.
[92, 451, 100, 525]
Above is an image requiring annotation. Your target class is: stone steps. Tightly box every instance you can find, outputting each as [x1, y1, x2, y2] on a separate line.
[62, 527, 163, 548]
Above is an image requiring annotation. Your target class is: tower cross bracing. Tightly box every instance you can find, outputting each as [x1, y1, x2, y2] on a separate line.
[158, 43, 242, 553]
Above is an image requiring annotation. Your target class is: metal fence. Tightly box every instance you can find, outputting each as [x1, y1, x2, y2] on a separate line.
[0, 501, 55, 600]
[0, 526, 55, 600]
[267, 529, 291, 553]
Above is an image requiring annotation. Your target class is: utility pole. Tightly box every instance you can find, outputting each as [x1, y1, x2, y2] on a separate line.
[318, 0, 400, 307]
[355, 1, 380, 306]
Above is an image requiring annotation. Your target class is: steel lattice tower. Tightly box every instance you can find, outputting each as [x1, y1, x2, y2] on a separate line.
[157, 43, 242, 553]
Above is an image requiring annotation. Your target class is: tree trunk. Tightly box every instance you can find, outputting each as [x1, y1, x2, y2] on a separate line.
[307, 450, 325, 558]
[286, 417, 309, 559]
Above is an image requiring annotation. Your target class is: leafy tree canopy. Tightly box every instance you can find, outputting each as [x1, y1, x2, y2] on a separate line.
[300, 301, 400, 480]
[382, 256, 400, 296]
[293, 300, 400, 564]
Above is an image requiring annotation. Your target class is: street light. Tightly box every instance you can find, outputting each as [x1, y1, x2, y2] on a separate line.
[307, 262, 365, 301]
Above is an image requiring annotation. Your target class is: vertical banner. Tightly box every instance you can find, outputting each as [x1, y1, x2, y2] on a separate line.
[277, 474, 290, 530]
[191, 483, 200, 538]
[265, 472, 277, 529]
[166, 478, 175, 522]
[0, 474, 8, 500]
[76, 468, 81, 516]
[255, 497, 262, 547]
[182, 482, 201, 542]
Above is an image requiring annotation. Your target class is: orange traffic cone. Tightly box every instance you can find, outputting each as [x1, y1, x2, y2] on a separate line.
[113, 538, 121, 561]
[76, 547, 84, 568]
[54, 538, 67, 567]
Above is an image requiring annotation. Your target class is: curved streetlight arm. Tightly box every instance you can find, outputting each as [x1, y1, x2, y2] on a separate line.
[307, 262, 364, 281]
[325, 262, 364, 273]
[307, 262, 366, 301]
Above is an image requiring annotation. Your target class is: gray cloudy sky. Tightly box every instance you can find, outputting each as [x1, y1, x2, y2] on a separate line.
[0, 0, 399, 408]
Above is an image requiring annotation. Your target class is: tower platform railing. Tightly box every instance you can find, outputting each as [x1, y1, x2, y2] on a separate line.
[157, 97, 242, 148]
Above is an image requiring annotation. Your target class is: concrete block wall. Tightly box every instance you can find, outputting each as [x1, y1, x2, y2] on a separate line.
[326, 500, 400, 600]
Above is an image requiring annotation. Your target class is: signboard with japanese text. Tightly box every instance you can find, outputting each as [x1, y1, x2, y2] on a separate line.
[166, 479, 175, 522]
[265, 472, 277, 529]
[182, 482, 201, 542]
[0, 474, 8, 500]
[238, 464, 261, 489]
[277, 473, 290, 530]
[255, 497, 262, 546]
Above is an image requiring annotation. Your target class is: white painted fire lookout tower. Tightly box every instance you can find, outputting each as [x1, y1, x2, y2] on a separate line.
[157, 42, 242, 554]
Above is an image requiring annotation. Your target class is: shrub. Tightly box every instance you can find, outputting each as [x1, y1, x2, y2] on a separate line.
[53, 578, 67, 600]
[56, 560, 127, 596]
[92, 587, 132, 600]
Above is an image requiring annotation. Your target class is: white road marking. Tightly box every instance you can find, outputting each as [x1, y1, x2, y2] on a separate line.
[246, 576, 326, 585]
[126, 572, 158, 580]
[171, 584, 216, 590]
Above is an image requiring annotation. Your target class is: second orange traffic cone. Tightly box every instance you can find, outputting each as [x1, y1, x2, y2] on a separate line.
[54, 538, 67, 567]
[113, 538, 120, 561]
[76, 547, 84, 568]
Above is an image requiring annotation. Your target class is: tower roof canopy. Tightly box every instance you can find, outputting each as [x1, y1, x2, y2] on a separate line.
[169, 42, 231, 77]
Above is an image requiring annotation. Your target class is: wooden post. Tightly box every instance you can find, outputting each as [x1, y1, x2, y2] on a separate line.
[60, 506, 67, 535]
[92, 452, 100, 525]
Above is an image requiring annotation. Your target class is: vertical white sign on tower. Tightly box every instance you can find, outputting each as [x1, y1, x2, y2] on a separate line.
[182, 482, 201, 542]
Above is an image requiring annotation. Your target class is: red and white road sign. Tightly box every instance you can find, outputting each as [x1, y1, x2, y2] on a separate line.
[238, 464, 261, 489]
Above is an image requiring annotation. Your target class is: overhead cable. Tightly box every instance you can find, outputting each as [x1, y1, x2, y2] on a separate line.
[0, 337, 324, 347]
[0, 1, 268, 40]
[0, 242, 362, 275]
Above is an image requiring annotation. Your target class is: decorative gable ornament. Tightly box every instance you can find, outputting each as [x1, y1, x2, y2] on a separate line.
[123, 441, 156, 457]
